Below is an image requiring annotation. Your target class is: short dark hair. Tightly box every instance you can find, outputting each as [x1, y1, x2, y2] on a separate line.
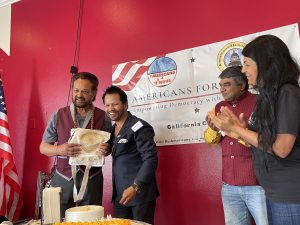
[72, 72, 99, 91]
[219, 66, 249, 90]
[102, 85, 128, 104]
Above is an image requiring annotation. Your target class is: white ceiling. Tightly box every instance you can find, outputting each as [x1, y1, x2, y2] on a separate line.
[0, 0, 21, 8]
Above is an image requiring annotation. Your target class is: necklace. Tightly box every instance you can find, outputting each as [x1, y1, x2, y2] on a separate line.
[73, 106, 94, 129]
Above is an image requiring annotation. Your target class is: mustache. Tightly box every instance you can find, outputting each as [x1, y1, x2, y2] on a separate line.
[75, 97, 85, 101]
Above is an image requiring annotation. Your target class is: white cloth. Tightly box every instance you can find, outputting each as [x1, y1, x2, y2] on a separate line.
[67, 128, 110, 202]
[68, 128, 110, 167]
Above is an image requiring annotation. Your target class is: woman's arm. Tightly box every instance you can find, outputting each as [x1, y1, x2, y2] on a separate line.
[272, 134, 296, 158]
[212, 107, 296, 158]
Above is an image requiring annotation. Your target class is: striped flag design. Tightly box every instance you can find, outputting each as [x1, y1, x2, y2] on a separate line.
[0, 75, 23, 221]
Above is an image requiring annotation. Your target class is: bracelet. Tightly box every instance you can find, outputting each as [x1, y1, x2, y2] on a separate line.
[131, 182, 141, 194]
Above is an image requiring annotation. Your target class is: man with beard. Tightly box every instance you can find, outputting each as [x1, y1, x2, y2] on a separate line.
[102, 85, 159, 224]
[40, 72, 111, 217]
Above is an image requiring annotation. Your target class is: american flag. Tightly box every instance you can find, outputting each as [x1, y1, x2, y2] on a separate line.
[0, 76, 23, 221]
[112, 55, 165, 91]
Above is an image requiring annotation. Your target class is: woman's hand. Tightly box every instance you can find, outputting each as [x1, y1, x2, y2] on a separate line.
[220, 106, 247, 129]
[209, 106, 246, 138]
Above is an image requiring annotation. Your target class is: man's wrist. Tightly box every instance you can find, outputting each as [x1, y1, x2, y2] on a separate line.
[131, 182, 141, 194]
[55, 145, 60, 155]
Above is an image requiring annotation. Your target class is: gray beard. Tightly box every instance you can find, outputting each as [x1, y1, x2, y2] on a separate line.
[73, 100, 92, 109]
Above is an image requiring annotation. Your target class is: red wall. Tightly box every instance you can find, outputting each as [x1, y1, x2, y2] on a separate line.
[1, 0, 300, 224]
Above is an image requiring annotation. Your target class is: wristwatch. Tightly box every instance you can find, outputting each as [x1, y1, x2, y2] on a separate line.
[131, 182, 141, 194]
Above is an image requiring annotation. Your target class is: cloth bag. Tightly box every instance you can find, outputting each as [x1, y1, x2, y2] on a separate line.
[68, 128, 110, 202]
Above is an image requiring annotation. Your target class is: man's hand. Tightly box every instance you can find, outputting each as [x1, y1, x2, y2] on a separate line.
[58, 143, 81, 157]
[206, 111, 219, 131]
[119, 186, 137, 205]
[97, 143, 110, 156]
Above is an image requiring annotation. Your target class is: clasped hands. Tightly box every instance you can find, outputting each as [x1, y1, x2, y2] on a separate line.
[206, 106, 247, 138]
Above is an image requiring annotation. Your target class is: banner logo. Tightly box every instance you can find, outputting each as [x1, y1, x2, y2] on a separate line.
[147, 57, 177, 87]
[217, 41, 246, 71]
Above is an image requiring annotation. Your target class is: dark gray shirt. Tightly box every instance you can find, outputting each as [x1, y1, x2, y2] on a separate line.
[252, 84, 300, 203]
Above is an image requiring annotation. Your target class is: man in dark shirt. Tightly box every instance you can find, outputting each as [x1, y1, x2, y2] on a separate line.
[102, 85, 159, 224]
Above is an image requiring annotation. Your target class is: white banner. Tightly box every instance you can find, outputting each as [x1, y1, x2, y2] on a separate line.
[0, 1, 21, 56]
[112, 24, 300, 146]
[0, 4, 11, 56]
